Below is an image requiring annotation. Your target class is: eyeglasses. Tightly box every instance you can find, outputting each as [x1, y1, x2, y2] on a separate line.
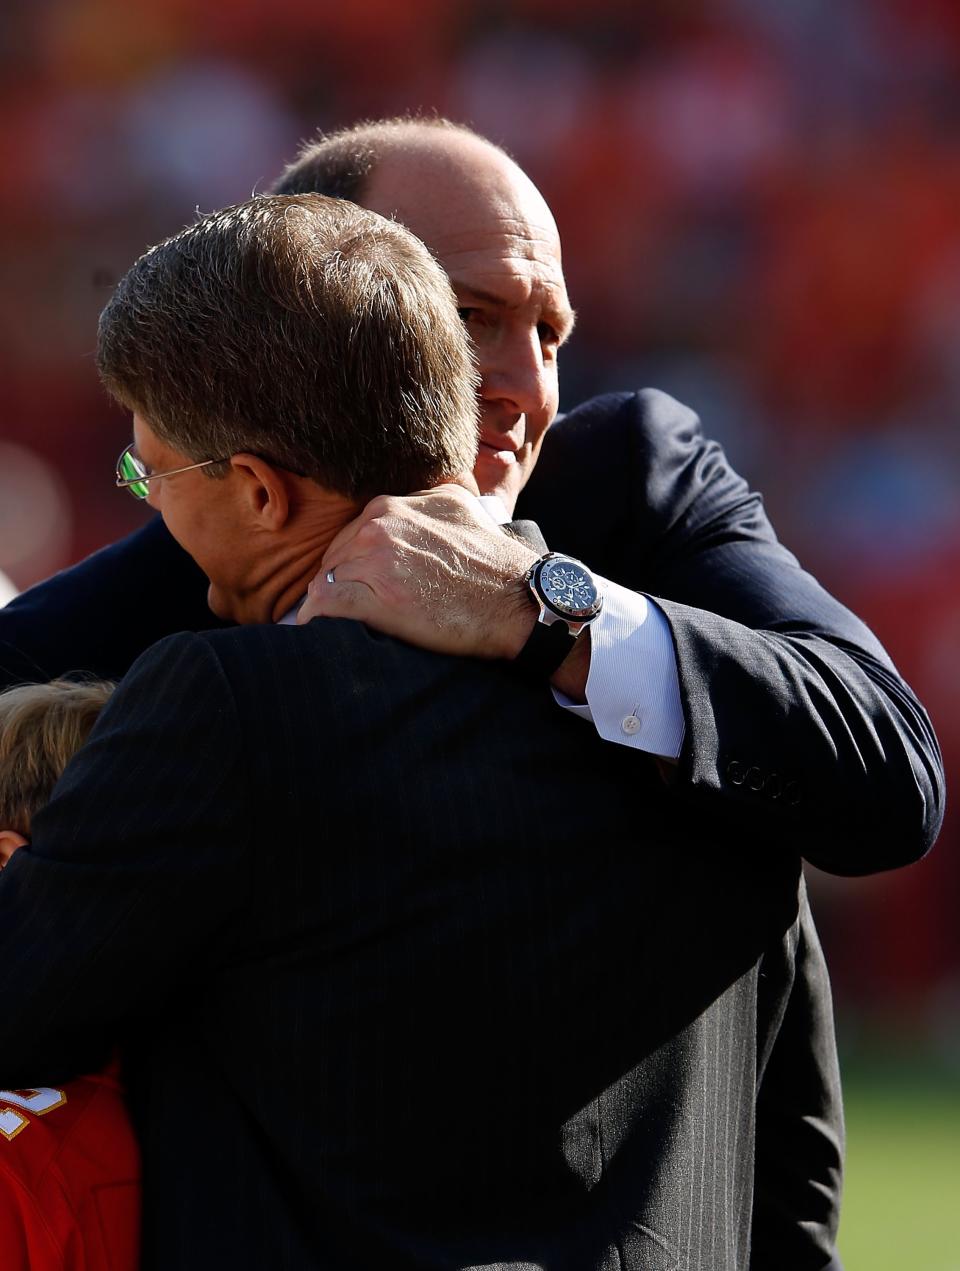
[115, 443, 229, 500]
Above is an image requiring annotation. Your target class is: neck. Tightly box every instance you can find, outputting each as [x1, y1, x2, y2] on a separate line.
[266, 542, 331, 623]
[224, 490, 359, 624]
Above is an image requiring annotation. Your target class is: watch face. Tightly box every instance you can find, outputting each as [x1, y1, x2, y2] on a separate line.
[538, 557, 601, 620]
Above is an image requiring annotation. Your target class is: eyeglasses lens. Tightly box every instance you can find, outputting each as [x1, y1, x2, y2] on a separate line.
[118, 450, 150, 500]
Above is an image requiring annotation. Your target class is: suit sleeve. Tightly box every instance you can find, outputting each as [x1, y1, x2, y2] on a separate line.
[519, 389, 944, 875]
[0, 517, 222, 688]
[0, 631, 249, 1088]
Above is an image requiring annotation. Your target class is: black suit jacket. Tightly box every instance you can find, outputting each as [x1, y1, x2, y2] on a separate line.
[0, 388, 942, 1267]
[0, 616, 803, 1270]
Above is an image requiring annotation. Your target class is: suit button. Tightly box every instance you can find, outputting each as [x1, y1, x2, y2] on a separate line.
[784, 780, 802, 805]
[765, 773, 783, 800]
[727, 760, 745, 785]
[621, 714, 641, 736]
[746, 766, 764, 791]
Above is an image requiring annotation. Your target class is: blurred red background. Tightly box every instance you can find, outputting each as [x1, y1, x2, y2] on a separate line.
[0, 0, 957, 1058]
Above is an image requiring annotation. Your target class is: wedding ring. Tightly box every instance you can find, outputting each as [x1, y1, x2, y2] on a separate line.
[326, 568, 336, 584]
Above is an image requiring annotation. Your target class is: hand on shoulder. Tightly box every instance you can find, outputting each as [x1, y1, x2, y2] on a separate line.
[297, 484, 539, 659]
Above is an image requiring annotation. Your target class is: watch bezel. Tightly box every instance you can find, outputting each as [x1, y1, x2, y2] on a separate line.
[530, 553, 603, 624]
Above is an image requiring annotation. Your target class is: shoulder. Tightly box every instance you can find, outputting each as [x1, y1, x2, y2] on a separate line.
[516, 388, 746, 567]
[519, 388, 712, 515]
[74, 629, 246, 759]
[119, 622, 329, 684]
[117, 617, 414, 690]
[171, 619, 431, 715]
[548, 387, 704, 451]
[190, 615, 370, 675]
[112, 628, 231, 700]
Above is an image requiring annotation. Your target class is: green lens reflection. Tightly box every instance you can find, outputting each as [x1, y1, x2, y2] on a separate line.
[119, 450, 150, 499]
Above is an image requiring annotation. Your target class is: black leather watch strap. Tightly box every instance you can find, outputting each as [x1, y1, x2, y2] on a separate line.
[512, 619, 578, 679]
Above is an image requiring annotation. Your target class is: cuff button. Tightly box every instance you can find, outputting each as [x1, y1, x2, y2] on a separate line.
[726, 760, 745, 785]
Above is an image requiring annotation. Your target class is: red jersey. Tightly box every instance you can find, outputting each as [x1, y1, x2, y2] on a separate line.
[0, 1064, 140, 1270]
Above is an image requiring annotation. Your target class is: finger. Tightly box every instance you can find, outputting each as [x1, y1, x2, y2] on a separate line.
[305, 554, 370, 600]
[297, 576, 376, 625]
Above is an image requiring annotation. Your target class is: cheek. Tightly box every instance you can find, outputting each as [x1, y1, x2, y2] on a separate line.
[544, 360, 560, 405]
[533, 353, 560, 419]
[158, 495, 218, 570]
[193, 525, 237, 583]
[528, 393, 557, 452]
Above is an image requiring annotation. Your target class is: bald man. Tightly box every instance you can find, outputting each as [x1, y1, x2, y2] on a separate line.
[0, 120, 942, 1271]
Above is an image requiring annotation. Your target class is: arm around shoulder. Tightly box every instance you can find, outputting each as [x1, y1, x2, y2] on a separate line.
[0, 517, 220, 687]
[522, 389, 946, 874]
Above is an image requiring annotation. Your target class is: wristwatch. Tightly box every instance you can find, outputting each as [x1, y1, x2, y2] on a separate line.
[513, 552, 603, 678]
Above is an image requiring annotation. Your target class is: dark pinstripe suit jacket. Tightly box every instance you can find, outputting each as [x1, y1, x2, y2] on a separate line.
[0, 615, 803, 1270]
[0, 388, 941, 1268]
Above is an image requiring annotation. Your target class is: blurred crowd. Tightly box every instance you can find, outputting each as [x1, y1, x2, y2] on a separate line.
[0, 0, 957, 1051]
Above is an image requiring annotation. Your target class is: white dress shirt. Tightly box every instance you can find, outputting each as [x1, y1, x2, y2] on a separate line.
[0, 569, 17, 607]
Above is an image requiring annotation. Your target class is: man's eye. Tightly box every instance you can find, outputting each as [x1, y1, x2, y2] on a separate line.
[457, 307, 481, 324]
[538, 321, 560, 347]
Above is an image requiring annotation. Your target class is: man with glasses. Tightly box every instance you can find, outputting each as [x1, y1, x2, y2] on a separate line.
[0, 190, 829, 1271]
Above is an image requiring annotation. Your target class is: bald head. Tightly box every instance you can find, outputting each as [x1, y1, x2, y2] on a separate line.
[274, 118, 574, 512]
[273, 117, 516, 207]
[360, 124, 558, 260]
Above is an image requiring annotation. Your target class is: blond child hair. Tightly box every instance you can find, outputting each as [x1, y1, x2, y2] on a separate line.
[0, 679, 115, 836]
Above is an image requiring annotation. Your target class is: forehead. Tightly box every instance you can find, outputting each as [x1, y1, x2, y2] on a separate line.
[362, 137, 570, 312]
[432, 236, 570, 334]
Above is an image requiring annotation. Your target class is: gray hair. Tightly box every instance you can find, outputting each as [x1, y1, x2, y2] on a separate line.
[97, 193, 479, 501]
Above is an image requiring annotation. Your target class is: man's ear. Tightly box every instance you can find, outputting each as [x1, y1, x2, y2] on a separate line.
[229, 453, 291, 532]
[0, 830, 29, 867]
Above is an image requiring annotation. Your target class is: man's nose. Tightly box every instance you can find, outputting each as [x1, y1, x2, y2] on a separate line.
[480, 328, 552, 417]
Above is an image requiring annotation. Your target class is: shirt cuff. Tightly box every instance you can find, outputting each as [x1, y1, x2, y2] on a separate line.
[552, 579, 685, 760]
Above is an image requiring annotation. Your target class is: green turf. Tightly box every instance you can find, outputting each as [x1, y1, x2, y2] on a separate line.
[838, 1075, 960, 1269]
